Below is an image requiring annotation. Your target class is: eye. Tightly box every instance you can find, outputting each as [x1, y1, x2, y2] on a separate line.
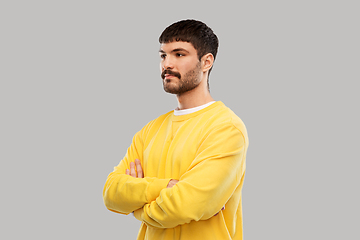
[160, 54, 166, 59]
[176, 53, 184, 57]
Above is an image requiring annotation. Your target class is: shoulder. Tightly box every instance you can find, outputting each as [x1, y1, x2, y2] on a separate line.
[207, 102, 247, 131]
[200, 102, 249, 144]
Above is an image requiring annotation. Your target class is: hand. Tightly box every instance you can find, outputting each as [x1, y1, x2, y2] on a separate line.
[125, 159, 144, 178]
[167, 179, 179, 188]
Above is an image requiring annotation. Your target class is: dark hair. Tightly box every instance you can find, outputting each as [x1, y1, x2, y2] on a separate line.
[159, 19, 219, 87]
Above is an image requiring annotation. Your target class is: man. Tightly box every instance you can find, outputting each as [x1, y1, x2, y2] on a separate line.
[103, 19, 249, 240]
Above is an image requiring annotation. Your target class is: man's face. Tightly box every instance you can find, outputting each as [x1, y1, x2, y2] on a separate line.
[159, 41, 202, 95]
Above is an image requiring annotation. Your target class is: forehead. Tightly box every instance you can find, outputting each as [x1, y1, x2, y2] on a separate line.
[159, 41, 196, 53]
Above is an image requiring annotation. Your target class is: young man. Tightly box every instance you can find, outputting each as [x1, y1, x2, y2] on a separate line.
[103, 19, 249, 240]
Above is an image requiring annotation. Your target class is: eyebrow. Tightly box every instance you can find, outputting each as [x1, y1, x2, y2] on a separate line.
[159, 48, 190, 54]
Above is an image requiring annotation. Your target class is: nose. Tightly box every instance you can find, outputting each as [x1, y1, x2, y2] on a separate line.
[161, 56, 174, 70]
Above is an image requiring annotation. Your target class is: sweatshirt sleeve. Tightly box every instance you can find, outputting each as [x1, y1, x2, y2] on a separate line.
[133, 123, 247, 228]
[103, 125, 171, 214]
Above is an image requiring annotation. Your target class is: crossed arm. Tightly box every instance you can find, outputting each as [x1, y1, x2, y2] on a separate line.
[104, 123, 245, 228]
[125, 159, 179, 188]
[125, 159, 224, 216]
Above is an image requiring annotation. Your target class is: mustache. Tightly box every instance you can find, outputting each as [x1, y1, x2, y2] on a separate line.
[161, 69, 181, 79]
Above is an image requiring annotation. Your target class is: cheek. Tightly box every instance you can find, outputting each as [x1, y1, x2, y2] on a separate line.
[178, 63, 191, 73]
[182, 62, 198, 74]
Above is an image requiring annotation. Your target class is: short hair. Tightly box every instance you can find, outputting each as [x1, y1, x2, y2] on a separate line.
[159, 19, 219, 81]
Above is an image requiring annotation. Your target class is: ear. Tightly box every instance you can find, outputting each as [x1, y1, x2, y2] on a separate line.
[201, 53, 214, 73]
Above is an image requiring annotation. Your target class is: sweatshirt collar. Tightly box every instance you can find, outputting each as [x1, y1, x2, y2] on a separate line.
[174, 101, 216, 116]
[172, 101, 224, 122]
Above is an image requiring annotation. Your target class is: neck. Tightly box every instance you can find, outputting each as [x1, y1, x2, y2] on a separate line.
[176, 80, 214, 110]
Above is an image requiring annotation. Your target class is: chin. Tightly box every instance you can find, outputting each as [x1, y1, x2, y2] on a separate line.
[163, 87, 178, 94]
[163, 82, 178, 94]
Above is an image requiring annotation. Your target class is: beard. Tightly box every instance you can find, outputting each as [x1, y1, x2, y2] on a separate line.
[161, 62, 202, 95]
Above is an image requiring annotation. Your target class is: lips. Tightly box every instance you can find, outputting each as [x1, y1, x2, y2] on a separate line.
[161, 70, 181, 80]
[165, 74, 175, 79]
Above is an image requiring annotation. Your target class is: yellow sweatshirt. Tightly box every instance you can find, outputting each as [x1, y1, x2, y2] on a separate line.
[103, 101, 249, 240]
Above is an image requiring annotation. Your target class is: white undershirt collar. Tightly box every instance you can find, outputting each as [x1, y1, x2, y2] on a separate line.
[174, 101, 216, 116]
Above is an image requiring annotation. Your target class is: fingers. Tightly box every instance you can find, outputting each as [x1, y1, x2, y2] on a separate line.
[126, 159, 144, 178]
[135, 159, 143, 178]
[167, 179, 179, 188]
[130, 162, 136, 177]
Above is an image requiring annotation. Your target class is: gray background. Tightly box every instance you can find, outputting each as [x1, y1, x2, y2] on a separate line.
[1, 0, 359, 239]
